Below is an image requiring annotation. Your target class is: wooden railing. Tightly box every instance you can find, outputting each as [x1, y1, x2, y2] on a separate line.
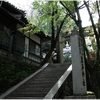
[0, 40, 42, 66]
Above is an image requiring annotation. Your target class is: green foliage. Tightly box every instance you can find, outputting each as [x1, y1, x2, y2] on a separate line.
[90, 1, 100, 14]
[87, 91, 95, 95]
[62, 1, 75, 13]
[63, 52, 71, 63]
[0, 31, 4, 35]
[61, 17, 78, 35]
[31, 0, 67, 35]
[19, 0, 78, 37]
[19, 23, 40, 34]
[0, 55, 39, 95]
[84, 26, 98, 57]
[63, 73, 73, 97]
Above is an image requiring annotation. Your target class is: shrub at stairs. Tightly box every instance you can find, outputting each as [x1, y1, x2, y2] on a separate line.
[0, 56, 39, 95]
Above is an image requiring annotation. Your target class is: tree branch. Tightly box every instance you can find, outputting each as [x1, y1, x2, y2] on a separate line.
[55, 14, 68, 43]
[78, 1, 88, 9]
[84, 0, 99, 67]
[60, 1, 78, 25]
[51, 6, 55, 45]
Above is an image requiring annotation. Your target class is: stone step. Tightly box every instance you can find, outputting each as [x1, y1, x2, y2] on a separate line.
[4, 63, 70, 99]
[17, 88, 49, 92]
[8, 91, 47, 96]
[6, 97, 43, 99]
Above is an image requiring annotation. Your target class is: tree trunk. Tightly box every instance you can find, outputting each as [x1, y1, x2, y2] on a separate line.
[85, 54, 100, 98]
[56, 32, 60, 63]
[89, 70, 100, 98]
[84, 1, 100, 98]
[58, 35, 63, 63]
[84, 0, 99, 65]
[41, 14, 67, 66]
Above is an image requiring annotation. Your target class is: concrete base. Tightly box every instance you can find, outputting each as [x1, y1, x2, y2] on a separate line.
[64, 95, 96, 99]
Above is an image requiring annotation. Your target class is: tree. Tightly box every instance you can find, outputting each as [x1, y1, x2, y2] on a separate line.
[19, 0, 77, 65]
[60, 0, 100, 98]
[31, 0, 77, 65]
[84, 0, 100, 98]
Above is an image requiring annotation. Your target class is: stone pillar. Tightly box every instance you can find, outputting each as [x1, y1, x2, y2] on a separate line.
[71, 34, 87, 95]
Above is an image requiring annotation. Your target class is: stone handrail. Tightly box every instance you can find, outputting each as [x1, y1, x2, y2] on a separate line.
[44, 64, 72, 99]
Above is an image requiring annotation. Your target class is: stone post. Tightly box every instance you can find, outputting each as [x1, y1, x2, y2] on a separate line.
[71, 34, 87, 95]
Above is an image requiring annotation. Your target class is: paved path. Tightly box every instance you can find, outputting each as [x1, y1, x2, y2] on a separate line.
[4, 63, 71, 99]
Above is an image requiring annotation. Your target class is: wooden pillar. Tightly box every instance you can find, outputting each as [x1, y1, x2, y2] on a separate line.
[8, 31, 14, 56]
[59, 36, 63, 63]
[24, 37, 29, 58]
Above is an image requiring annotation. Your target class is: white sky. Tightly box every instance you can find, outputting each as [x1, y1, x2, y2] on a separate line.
[7, 0, 99, 27]
[80, 7, 98, 27]
[7, 0, 33, 10]
[7, 0, 34, 17]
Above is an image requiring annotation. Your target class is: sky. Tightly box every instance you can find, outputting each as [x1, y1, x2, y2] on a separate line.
[80, 8, 98, 27]
[7, 0, 34, 17]
[7, 0, 33, 10]
[7, 0, 99, 28]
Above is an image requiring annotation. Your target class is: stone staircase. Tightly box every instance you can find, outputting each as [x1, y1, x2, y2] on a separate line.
[1, 63, 71, 99]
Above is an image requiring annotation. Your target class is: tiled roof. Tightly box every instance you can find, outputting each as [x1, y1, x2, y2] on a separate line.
[0, 1, 25, 14]
[0, 1, 28, 24]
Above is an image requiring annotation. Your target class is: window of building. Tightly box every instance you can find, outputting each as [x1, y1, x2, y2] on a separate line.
[29, 39, 40, 56]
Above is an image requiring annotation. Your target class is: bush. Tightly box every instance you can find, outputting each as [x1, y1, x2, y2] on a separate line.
[0, 55, 39, 95]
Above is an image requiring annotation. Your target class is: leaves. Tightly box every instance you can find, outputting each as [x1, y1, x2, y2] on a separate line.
[31, 1, 68, 35]
[62, 1, 75, 13]
[23, 0, 79, 37]
[0, 55, 39, 95]
[18, 23, 40, 34]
